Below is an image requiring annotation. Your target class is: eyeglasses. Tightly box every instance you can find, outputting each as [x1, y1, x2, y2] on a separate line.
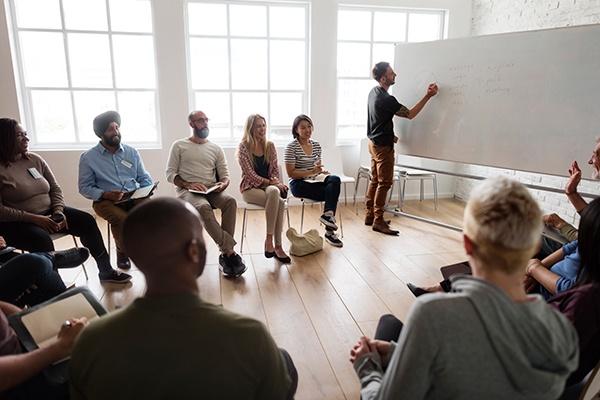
[191, 117, 209, 124]
[16, 131, 28, 139]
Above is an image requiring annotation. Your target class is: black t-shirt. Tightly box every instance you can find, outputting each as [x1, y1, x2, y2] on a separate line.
[367, 86, 409, 146]
[253, 155, 269, 179]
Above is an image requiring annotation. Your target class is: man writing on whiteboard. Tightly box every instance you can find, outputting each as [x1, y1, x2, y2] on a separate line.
[366, 62, 438, 235]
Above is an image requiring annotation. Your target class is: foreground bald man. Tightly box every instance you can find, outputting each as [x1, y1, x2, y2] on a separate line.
[69, 198, 297, 400]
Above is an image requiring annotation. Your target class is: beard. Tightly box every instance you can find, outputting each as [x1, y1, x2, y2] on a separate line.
[193, 127, 209, 139]
[103, 133, 121, 147]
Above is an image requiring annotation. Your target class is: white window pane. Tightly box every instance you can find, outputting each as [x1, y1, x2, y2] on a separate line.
[63, 0, 107, 31]
[229, 5, 266, 37]
[116, 91, 157, 142]
[232, 92, 267, 138]
[19, 32, 67, 87]
[30, 91, 75, 143]
[337, 79, 374, 127]
[109, 0, 152, 33]
[230, 39, 267, 90]
[373, 12, 406, 42]
[194, 92, 230, 140]
[270, 40, 305, 90]
[372, 43, 395, 67]
[269, 6, 305, 38]
[270, 93, 301, 126]
[337, 42, 370, 78]
[73, 91, 116, 142]
[112, 35, 156, 89]
[68, 34, 112, 88]
[337, 126, 364, 142]
[14, 0, 61, 29]
[189, 38, 229, 90]
[337, 10, 371, 41]
[188, 3, 227, 35]
[408, 13, 442, 43]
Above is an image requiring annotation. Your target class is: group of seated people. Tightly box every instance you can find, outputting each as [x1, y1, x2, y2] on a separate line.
[1, 174, 597, 399]
[0, 111, 598, 398]
[0, 109, 346, 282]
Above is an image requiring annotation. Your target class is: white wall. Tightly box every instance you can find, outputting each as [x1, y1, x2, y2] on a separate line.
[0, 0, 472, 210]
[456, 0, 600, 226]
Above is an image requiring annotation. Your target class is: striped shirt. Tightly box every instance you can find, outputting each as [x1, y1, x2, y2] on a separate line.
[284, 139, 321, 172]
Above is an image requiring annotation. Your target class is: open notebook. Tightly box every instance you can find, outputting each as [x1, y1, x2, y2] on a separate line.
[304, 173, 329, 183]
[189, 185, 219, 195]
[115, 181, 159, 204]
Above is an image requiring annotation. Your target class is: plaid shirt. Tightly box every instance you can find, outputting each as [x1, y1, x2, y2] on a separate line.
[237, 142, 281, 192]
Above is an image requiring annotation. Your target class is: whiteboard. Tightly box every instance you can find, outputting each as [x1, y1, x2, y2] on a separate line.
[393, 24, 600, 178]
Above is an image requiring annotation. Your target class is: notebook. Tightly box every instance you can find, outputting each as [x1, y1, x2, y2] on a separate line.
[115, 181, 159, 204]
[304, 173, 329, 183]
[188, 185, 219, 195]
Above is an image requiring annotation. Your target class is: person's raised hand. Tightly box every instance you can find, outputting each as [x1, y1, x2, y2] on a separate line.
[566, 161, 582, 194]
[427, 83, 439, 97]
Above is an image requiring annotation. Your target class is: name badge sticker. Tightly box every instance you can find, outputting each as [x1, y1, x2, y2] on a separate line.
[121, 160, 133, 169]
[27, 167, 43, 179]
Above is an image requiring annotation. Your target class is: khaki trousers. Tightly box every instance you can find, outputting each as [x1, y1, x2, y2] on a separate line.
[365, 142, 395, 221]
[93, 198, 146, 254]
[242, 186, 285, 246]
[180, 191, 237, 254]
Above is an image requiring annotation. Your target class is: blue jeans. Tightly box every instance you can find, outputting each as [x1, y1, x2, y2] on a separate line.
[289, 175, 341, 214]
[0, 253, 67, 307]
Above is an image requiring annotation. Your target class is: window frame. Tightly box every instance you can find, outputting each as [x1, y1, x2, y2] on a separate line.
[336, 5, 446, 145]
[184, 0, 310, 147]
[7, 0, 162, 150]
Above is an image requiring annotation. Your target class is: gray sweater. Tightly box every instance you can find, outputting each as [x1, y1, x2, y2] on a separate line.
[354, 276, 579, 400]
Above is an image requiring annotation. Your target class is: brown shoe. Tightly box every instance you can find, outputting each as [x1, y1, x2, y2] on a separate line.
[116, 251, 131, 270]
[365, 215, 391, 226]
[372, 220, 399, 236]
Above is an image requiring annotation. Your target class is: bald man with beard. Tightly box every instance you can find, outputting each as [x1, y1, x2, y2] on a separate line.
[69, 198, 297, 400]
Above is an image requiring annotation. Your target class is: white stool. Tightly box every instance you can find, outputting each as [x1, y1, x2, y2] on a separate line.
[391, 168, 438, 211]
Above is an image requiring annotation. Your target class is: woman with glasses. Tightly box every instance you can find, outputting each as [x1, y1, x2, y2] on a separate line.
[0, 118, 130, 284]
[237, 114, 290, 263]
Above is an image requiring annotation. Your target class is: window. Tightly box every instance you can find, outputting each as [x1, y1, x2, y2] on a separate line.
[336, 6, 445, 143]
[186, 1, 309, 145]
[8, 0, 159, 148]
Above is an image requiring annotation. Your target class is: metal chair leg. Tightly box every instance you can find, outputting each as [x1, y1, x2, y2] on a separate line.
[107, 224, 111, 260]
[300, 200, 305, 233]
[240, 208, 247, 254]
[339, 209, 344, 238]
[433, 175, 439, 210]
[420, 179, 424, 201]
[343, 182, 348, 206]
[72, 236, 89, 280]
[353, 173, 361, 211]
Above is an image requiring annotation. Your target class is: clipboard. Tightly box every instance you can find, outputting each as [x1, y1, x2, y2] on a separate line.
[115, 181, 159, 205]
[8, 286, 107, 384]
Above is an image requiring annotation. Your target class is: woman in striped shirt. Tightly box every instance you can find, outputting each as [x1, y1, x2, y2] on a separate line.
[237, 114, 291, 263]
[284, 115, 343, 247]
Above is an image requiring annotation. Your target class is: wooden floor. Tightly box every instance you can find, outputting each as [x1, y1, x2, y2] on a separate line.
[55, 198, 466, 400]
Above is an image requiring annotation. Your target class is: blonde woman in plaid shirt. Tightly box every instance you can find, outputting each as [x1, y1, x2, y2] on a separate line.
[237, 114, 291, 263]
